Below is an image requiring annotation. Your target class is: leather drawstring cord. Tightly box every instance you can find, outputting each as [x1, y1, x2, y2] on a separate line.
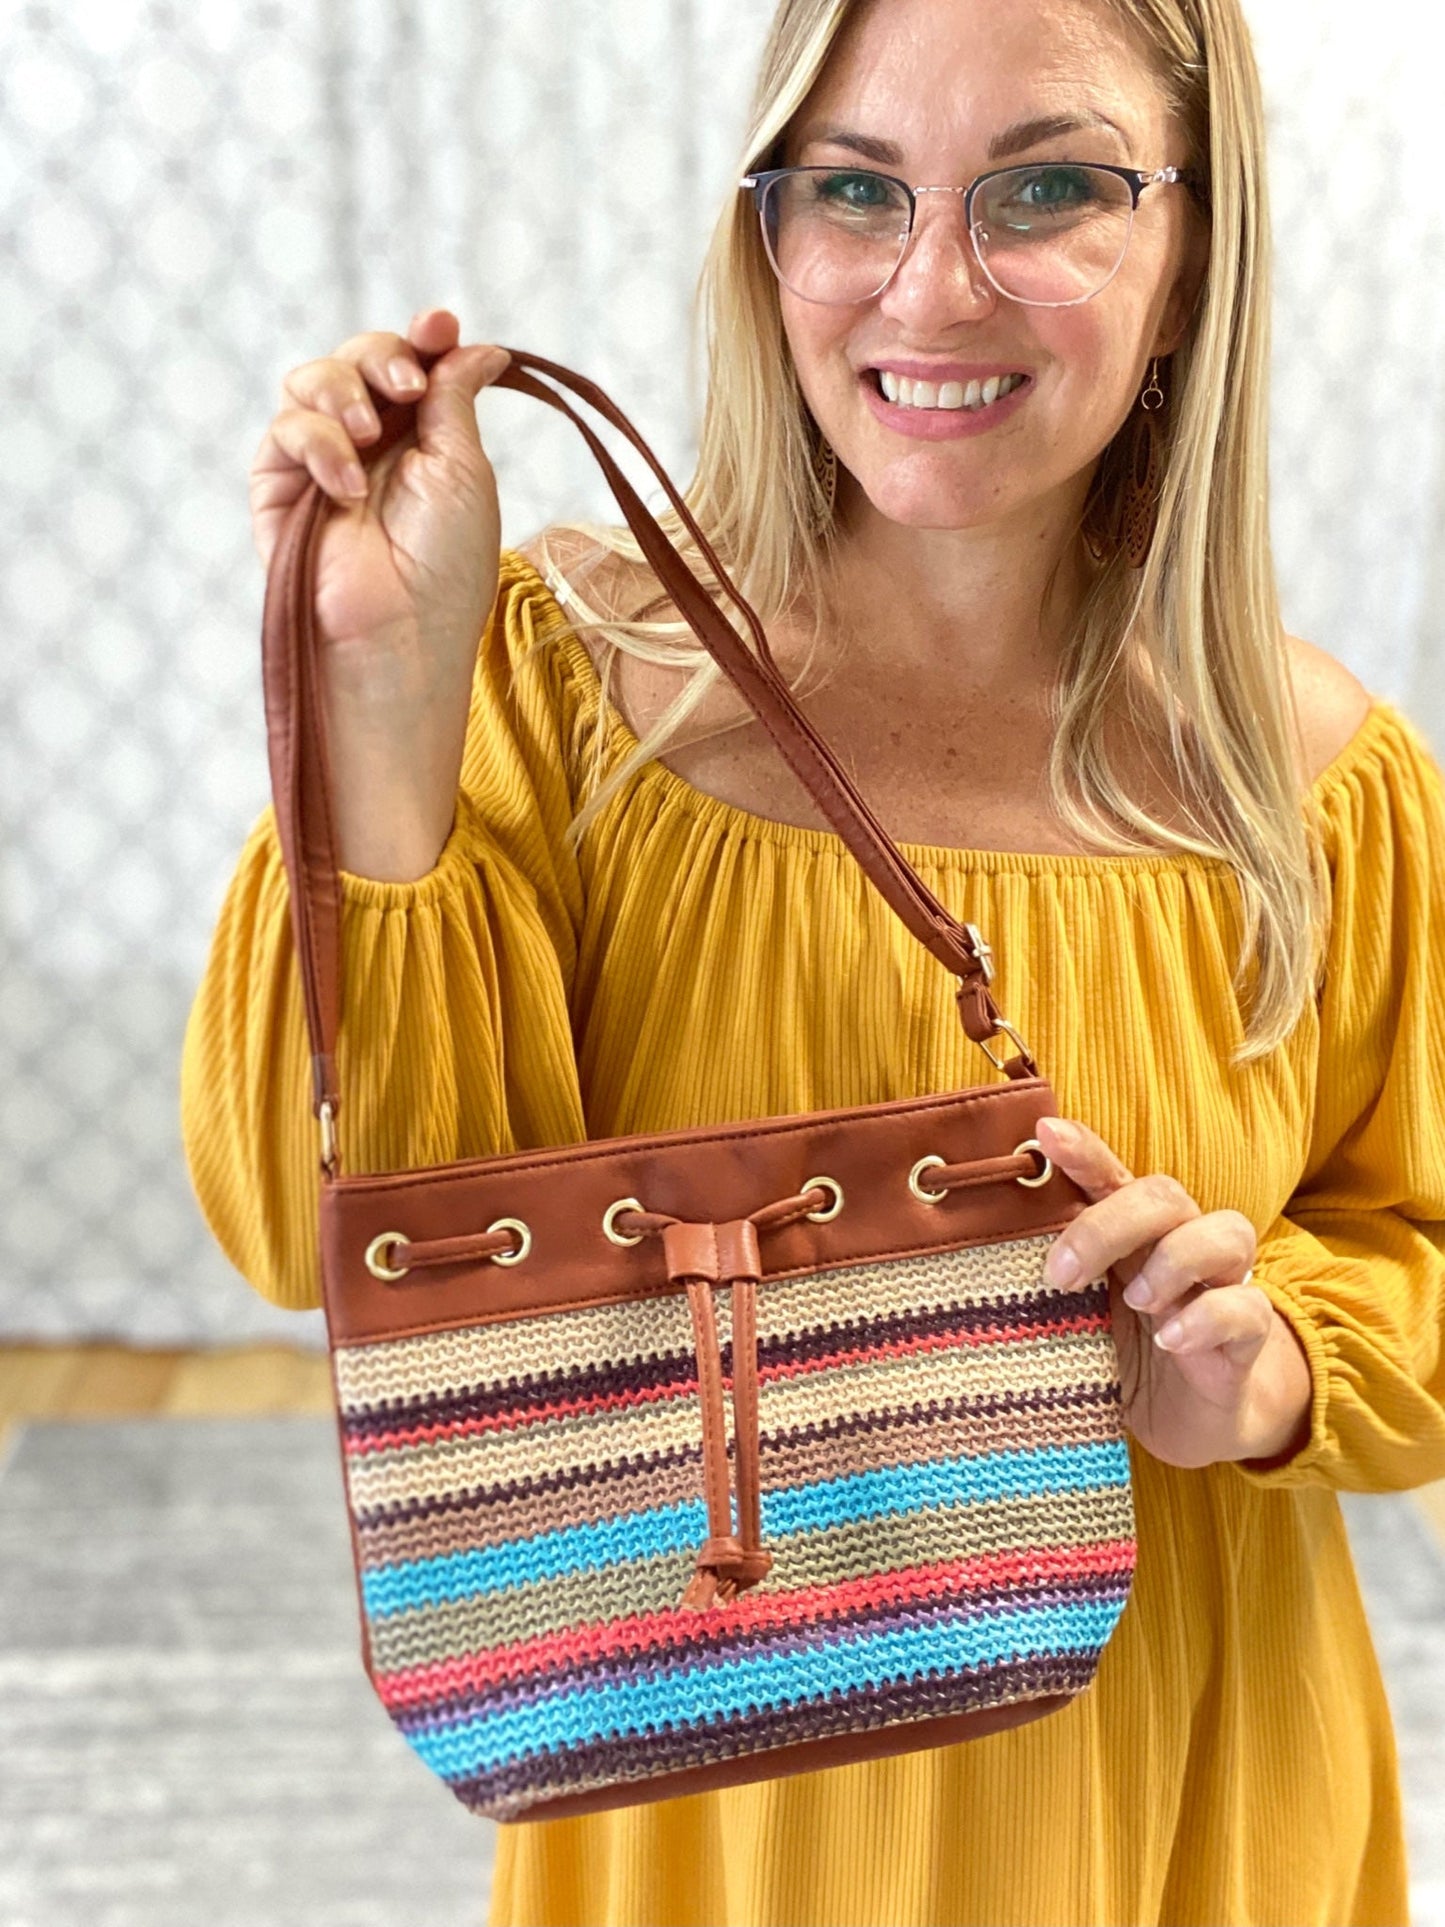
[374, 1227, 520, 1268]
[657, 1216, 774, 1610]
[615, 1188, 829, 1609]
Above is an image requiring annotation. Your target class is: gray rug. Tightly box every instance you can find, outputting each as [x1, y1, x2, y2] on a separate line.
[0, 1420, 1441, 1927]
[0, 1418, 494, 1927]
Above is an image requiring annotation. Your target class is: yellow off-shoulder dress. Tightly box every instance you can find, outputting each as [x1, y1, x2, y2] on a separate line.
[182, 550, 1445, 1927]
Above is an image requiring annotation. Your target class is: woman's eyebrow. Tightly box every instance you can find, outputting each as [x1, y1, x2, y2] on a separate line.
[796, 112, 1128, 168]
[989, 112, 1128, 158]
[797, 128, 903, 165]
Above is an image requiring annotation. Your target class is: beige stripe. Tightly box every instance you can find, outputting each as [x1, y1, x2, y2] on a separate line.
[334, 1292, 698, 1407]
[754, 1330, 1114, 1441]
[342, 1327, 1115, 1513]
[358, 1391, 1125, 1570]
[334, 1232, 1079, 1409]
[360, 1451, 705, 1569]
[365, 1484, 1135, 1671]
[344, 1395, 708, 1511]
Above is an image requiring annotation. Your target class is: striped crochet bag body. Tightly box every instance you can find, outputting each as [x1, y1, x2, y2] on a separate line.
[322, 1126, 1136, 1823]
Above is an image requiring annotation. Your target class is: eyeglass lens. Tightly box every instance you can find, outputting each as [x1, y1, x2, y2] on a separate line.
[760, 165, 1138, 307]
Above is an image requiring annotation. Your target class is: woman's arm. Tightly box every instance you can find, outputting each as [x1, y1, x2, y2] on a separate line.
[181, 553, 590, 1309]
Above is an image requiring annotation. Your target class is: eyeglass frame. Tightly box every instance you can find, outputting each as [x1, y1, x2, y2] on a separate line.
[738, 161, 1194, 308]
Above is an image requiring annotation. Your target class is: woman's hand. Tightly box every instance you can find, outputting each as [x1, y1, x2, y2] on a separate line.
[249, 308, 513, 881]
[1033, 1116, 1313, 1470]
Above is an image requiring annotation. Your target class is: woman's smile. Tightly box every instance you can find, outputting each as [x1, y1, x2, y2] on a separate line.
[858, 361, 1034, 439]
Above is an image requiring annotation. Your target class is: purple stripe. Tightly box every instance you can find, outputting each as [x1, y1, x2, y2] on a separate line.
[447, 1653, 1099, 1814]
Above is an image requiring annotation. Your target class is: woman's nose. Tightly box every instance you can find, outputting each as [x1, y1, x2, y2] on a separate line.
[877, 195, 998, 327]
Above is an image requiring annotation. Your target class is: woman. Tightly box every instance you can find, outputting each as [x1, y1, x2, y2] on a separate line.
[183, 0, 1445, 1919]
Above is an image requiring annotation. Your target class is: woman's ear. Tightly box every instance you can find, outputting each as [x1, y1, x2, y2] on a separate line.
[1153, 203, 1211, 358]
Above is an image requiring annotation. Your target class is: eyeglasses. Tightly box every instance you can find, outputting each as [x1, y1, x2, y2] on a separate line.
[738, 162, 1190, 309]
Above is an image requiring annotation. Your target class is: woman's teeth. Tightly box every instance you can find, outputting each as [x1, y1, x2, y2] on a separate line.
[877, 370, 1026, 411]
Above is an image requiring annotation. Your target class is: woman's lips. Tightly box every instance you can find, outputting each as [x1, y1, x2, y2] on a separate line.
[858, 367, 1032, 440]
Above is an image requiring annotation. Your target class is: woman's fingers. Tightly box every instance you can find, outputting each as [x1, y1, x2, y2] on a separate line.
[271, 319, 507, 492]
[280, 311, 460, 435]
[406, 306, 462, 353]
[1120, 1209, 1258, 1315]
[1151, 1280, 1273, 1363]
[1042, 1169, 1201, 1291]
[265, 405, 372, 505]
[258, 319, 459, 507]
[1034, 1116, 1134, 1198]
[410, 343, 512, 470]
[282, 343, 416, 431]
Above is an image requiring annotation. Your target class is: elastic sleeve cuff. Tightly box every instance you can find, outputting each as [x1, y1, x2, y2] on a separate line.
[1229, 1271, 1334, 1487]
[336, 792, 483, 911]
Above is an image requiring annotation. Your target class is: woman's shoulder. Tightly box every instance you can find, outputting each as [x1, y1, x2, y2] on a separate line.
[512, 528, 662, 629]
[1284, 633, 1376, 788]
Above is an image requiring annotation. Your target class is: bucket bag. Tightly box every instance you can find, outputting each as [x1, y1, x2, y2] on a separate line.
[259, 348, 1137, 1824]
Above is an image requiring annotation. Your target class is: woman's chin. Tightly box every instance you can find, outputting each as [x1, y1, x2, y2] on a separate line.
[843, 478, 1007, 533]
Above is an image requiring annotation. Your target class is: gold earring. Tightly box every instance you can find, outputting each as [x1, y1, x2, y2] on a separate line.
[1119, 357, 1167, 569]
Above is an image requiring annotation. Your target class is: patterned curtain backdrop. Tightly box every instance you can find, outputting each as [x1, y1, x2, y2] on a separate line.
[0, 0, 1440, 1345]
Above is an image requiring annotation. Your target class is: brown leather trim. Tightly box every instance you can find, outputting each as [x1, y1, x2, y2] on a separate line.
[504, 1694, 1079, 1822]
[320, 1079, 1083, 1347]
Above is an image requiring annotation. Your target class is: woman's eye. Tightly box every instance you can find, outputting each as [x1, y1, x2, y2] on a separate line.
[816, 171, 892, 210]
[1008, 166, 1098, 212]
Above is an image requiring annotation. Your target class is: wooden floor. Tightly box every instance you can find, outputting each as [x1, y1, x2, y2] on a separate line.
[0, 1343, 334, 1452]
[4, 1342, 1445, 1549]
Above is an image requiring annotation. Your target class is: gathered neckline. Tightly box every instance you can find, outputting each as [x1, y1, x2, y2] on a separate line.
[512, 552, 1391, 877]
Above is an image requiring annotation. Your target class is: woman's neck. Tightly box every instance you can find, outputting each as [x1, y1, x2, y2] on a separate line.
[824, 477, 1094, 702]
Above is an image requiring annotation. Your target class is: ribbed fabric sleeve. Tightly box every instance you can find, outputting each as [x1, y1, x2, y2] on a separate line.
[1233, 705, 1445, 1493]
[181, 548, 1441, 1925]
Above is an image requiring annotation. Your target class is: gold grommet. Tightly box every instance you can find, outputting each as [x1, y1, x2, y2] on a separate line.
[487, 1217, 531, 1265]
[1014, 1138, 1053, 1187]
[801, 1175, 843, 1222]
[603, 1198, 645, 1247]
[909, 1155, 950, 1203]
[364, 1232, 410, 1282]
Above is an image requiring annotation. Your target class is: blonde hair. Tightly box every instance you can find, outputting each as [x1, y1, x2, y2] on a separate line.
[532, 0, 1331, 1068]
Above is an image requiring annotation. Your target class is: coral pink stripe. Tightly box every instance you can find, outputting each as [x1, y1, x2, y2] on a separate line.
[373, 1539, 1137, 1708]
[344, 1312, 1108, 1457]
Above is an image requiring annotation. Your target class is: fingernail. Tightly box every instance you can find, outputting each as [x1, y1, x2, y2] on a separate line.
[1038, 1116, 1078, 1149]
[341, 462, 368, 497]
[344, 402, 378, 439]
[1045, 1243, 1080, 1288]
[389, 357, 425, 392]
[1154, 1320, 1184, 1350]
[1123, 1279, 1153, 1310]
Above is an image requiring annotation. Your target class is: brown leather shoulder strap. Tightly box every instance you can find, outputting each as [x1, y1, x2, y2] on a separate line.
[260, 349, 1036, 1169]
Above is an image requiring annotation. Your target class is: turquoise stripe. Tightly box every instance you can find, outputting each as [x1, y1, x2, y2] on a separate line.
[760, 1441, 1128, 1536]
[403, 1595, 1122, 1780]
[361, 1439, 1129, 1619]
